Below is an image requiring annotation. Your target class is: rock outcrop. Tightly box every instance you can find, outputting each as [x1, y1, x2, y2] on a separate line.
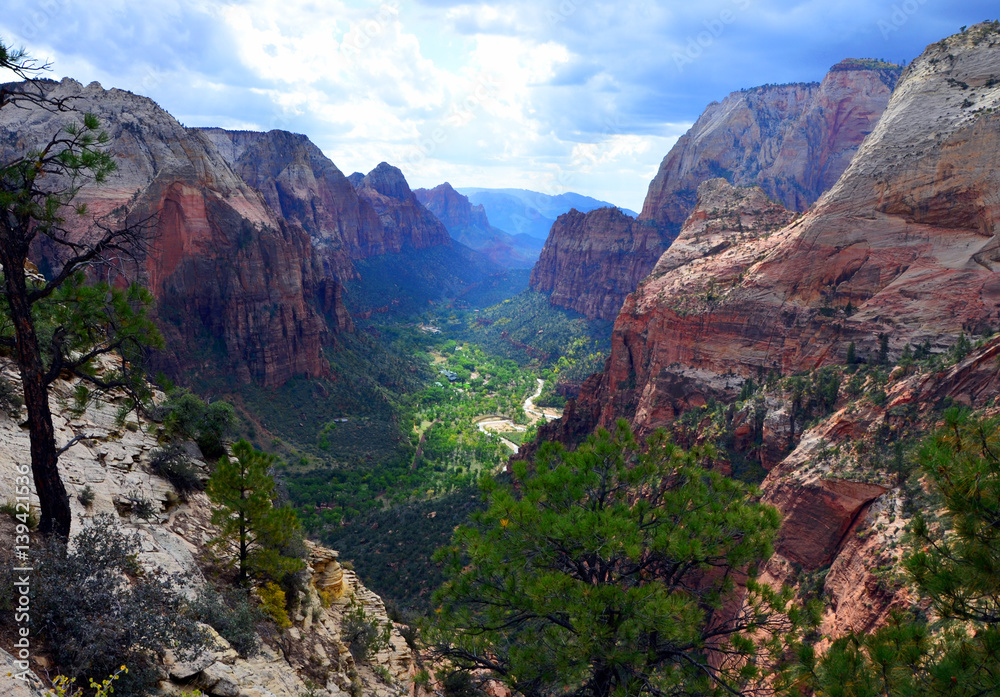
[0, 79, 335, 387]
[355, 163, 452, 253]
[549, 25, 1000, 439]
[0, 359, 412, 697]
[414, 183, 542, 268]
[531, 59, 902, 321]
[640, 59, 903, 230]
[528, 207, 669, 320]
[199, 128, 381, 282]
[534, 22, 1000, 649]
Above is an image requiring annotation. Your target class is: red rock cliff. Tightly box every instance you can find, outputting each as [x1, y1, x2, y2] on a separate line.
[549, 24, 1000, 443]
[356, 163, 452, 253]
[200, 128, 382, 282]
[640, 59, 902, 229]
[531, 60, 901, 322]
[528, 207, 663, 320]
[0, 79, 333, 387]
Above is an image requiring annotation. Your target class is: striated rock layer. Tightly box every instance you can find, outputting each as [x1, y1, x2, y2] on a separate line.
[531, 59, 901, 321]
[548, 25, 1000, 441]
[0, 79, 335, 387]
[641, 59, 903, 229]
[355, 162, 452, 252]
[529, 207, 666, 320]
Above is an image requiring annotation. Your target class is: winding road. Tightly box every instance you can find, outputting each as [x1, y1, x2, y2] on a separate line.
[476, 379, 560, 454]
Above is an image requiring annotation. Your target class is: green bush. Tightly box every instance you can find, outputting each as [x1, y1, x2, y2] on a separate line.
[77, 485, 96, 508]
[189, 586, 263, 656]
[149, 444, 205, 494]
[341, 600, 391, 663]
[159, 390, 236, 460]
[33, 514, 205, 697]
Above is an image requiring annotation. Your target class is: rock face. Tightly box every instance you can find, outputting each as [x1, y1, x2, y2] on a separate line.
[551, 25, 1000, 440]
[355, 163, 452, 252]
[0, 360, 413, 697]
[531, 59, 902, 321]
[414, 182, 543, 268]
[0, 79, 335, 387]
[529, 207, 668, 320]
[641, 59, 903, 229]
[199, 128, 382, 282]
[534, 23, 1000, 647]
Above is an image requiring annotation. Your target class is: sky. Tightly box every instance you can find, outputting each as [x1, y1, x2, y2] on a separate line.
[0, 1, 995, 211]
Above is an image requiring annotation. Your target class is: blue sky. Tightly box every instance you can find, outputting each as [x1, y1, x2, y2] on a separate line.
[0, 1, 994, 211]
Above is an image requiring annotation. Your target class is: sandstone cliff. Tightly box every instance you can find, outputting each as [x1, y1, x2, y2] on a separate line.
[528, 207, 666, 320]
[356, 163, 452, 253]
[414, 182, 542, 268]
[531, 59, 902, 322]
[199, 128, 381, 282]
[536, 22, 1000, 649]
[640, 59, 902, 230]
[553, 25, 1000, 439]
[0, 360, 412, 697]
[0, 79, 334, 387]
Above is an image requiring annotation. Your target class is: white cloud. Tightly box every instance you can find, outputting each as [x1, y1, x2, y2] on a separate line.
[2, 0, 989, 211]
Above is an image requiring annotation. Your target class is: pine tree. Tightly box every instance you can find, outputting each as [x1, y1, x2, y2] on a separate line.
[795, 408, 1000, 696]
[1, 41, 161, 538]
[428, 420, 800, 697]
[207, 439, 305, 584]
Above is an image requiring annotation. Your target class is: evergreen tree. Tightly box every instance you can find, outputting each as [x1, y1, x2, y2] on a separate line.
[428, 420, 800, 697]
[1, 41, 161, 538]
[207, 439, 305, 584]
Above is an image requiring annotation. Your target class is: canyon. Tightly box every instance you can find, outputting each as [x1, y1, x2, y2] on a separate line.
[537, 22, 1000, 642]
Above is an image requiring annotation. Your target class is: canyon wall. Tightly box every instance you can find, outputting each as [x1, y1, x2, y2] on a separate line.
[531, 59, 902, 321]
[414, 182, 543, 268]
[0, 79, 334, 387]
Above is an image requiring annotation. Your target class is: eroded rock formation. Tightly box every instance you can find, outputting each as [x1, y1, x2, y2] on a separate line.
[0, 79, 334, 387]
[531, 59, 902, 321]
[529, 208, 666, 320]
[551, 26, 1000, 440]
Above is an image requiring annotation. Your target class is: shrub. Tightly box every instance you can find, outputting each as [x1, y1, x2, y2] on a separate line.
[258, 582, 292, 629]
[33, 514, 205, 697]
[189, 586, 263, 657]
[121, 487, 158, 521]
[160, 390, 236, 460]
[149, 444, 205, 494]
[77, 485, 96, 508]
[0, 499, 38, 528]
[0, 374, 23, 414]
[341, 600, 391, 663]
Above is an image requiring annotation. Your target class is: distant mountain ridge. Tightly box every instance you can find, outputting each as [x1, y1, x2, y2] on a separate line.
[414, 183, 544, 269]
[457, 187, 636, 240]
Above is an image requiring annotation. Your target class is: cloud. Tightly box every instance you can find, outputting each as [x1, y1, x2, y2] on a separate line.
[1, 0, 996, 211]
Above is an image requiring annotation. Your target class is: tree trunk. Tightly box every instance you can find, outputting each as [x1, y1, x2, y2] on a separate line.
[1, 246, 71, 539]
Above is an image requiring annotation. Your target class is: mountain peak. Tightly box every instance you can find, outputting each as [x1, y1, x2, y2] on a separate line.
[362, 162, 412, 200]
